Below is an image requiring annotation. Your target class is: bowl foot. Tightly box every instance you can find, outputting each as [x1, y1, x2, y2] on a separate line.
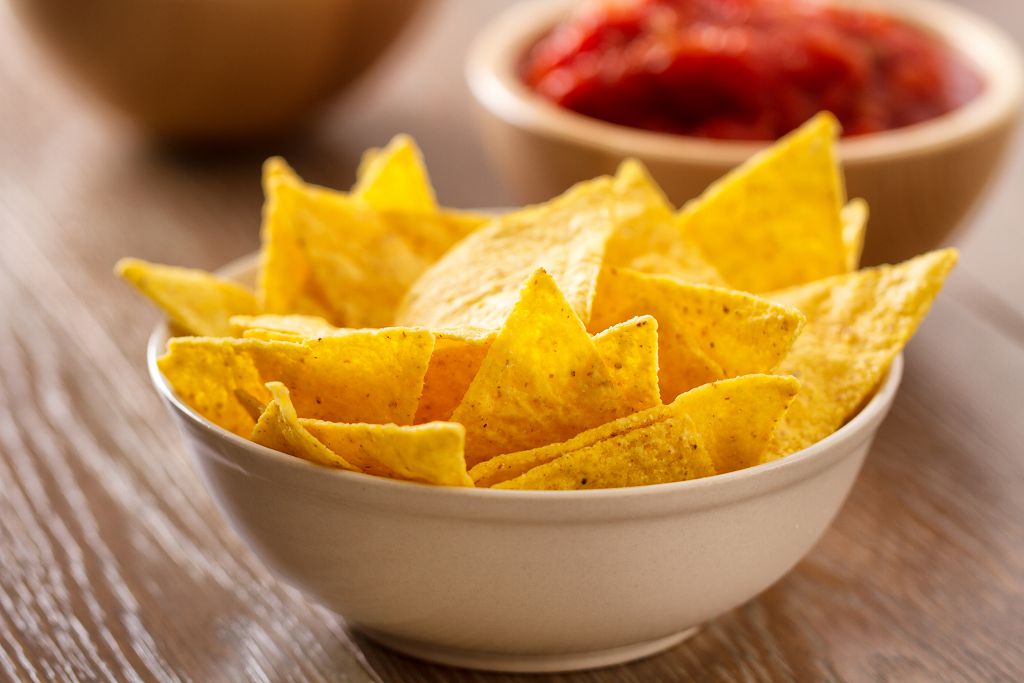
[360, 626, 700, 673]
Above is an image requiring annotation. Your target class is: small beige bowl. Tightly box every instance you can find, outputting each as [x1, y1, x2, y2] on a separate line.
[467, 0, 1023, 266]
[12, 0, 429, 140]
[147, 253, 903, 673]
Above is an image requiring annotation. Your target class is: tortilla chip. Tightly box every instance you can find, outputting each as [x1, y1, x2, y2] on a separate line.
[116, 258, 256, 337]
[677, 113, 847, 293]
[245, 329, 434, 425]
[395, 176, 616, 329]
[257, 163, 334, 319]
[450, 269, 632, 466]
[607, 159, 726, 286]
[161, 329, 433, 428]
[471, 393, 675, 487]
[495, 415, 714, 490]
[765, 248, 958, 458]
[157, 337, 270, 436]
[272, 183, 419, 326]
[415, 327, 496, 424]
[259, 163, 482, 327]
[842, 198, 869, 272]
[592, 315, 661, 413]
[230, 314, 337, 338]
[303, 417, 472, 487]
[252, 382, 361, 471]
[263, 155, 299, 185]
[590, 267, 805, 401]
[474, 374, 799, 487]
[352, 134, 437, 213]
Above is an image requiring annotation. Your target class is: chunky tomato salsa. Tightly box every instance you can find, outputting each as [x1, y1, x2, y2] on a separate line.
[522, 0, 982, 139]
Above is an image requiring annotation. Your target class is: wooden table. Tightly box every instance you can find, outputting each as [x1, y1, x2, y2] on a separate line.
[2, 1, 1022, 681]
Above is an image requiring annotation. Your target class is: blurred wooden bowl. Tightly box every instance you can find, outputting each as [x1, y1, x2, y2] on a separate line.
[13, 0, 430, 141]
[466, 0, 1023, 266]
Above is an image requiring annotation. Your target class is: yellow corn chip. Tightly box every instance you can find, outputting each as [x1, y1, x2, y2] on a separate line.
[415, 327, 496, 424]
[607, 159, 726, 286]
[157, 337, 270, 437]
[230, 314, 337, 338]
[160, 330, 433, 428]
[590, 267, 805, 401]
[592, 315, 661, 413]
[252, 382, 361, 471]
[275, 183, 444, 326]
[303, 417, 472, 487]
[116, 258, 256, 337]
[230, 316, 491, 424]
[471, 393, 674, 487]
[451, 269, 631, 467]
[677, 113, 847, 293]
[259, 163, 482, 327]
[263, 155, 299, 185]
[766, 248, 958, 458]
[496, 415, 714, 490]
[474, 374, 799, 487]
[257, 162, 334, 319]
[254, 382, 471, 486]
[244, 330, 434, 425]
[352, 134, 437, 213]
[396, 176, 616, 329]
[842, 198, 869, 272]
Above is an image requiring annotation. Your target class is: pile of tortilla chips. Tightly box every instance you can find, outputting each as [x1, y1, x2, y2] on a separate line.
[118, 114, 957, 490]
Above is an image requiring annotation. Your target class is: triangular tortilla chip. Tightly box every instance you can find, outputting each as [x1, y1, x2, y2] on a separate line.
[352, 134, 437, 213]
[450, 269, 632, 466]
[415, 327, 496, 424]
[272, 180, 477, 326]
[590, 267, 805, 401]
[396, 176, 617, 329]
[607, 159, 726, 286]
[157, 337, 271, 436]
[257, 160, 335, 319]
[116, 258, 256, 337]
[473, 374, 799, 487]
[842, 198, 869, 272]
[592, 315, 661, 413]
[496, 415, 714, 490]
[303, 417, 472, 487]
[252, 382, 361, 471]
[244, 330, 434, 425]
[258, 160, 483, 327]
[765, 248, 958, 458]
[677, 113, 847, 293]
[159, 329, 434, 429]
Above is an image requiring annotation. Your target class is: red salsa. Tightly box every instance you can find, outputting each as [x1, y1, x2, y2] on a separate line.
[522, 0, 983, 139]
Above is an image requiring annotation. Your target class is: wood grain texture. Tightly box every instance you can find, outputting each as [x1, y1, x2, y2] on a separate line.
[1, 0, 1022, 681]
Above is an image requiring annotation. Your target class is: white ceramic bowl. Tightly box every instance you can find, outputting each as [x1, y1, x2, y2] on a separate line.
[467, 0, 1023, 266]
[148, 254, 904, 673]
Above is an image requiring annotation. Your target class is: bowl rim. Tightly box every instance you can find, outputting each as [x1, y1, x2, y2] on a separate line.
[465, 0, 1024, 166]
[148, 251, 904, 507]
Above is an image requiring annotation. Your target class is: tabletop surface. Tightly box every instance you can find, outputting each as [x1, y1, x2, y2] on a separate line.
[2, 1, 1022, 682]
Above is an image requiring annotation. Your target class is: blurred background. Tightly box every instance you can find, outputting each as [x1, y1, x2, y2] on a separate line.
[1, 0, 1021, 270]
